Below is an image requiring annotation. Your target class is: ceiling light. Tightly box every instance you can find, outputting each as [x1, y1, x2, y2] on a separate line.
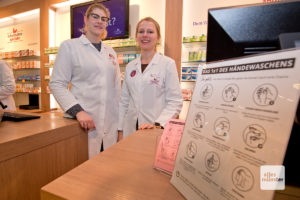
[12, 9, 39, 19]
[0, 17, 12, 23]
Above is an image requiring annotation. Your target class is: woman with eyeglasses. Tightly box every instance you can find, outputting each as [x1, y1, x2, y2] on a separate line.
[118, 17, 183, 140]
[50, 3, 121, 158]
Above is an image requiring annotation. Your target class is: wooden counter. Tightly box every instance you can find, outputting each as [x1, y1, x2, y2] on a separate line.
[0, 111, 88, 200]
[41, 128, 300, 200]
[41, 129, 184, 200]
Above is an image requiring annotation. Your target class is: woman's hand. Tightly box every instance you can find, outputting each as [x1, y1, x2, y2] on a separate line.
[117, 130, 123, 142]
[76, 111, 95, 131]
[138, 123, 155, 130]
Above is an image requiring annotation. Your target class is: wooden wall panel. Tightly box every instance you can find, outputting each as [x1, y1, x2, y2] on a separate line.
[0, 0, 40, 18]
[0, 134, 88, 200]
[0, 0, 66, 18]
[40, 2, 50, 111]
[164, 0, 183, 76]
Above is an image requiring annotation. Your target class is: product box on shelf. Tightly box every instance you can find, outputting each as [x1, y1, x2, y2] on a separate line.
[181, 88, 194, 101]
[191, 67, 198, 74]
[181, 67, 192, 74]
[118, 54, 124, 64]
[12, 61, 40, 69]
[191, 74, 197, 81]
[103, 38, 136, 48]
[182, 34, 207, 43]
[117, 53, 140, 65]
[44, 47, 59, 54]
[181, 74, 192, 81]
[44, 60, 55, 68]
[181, 65, 200, 82]
[1, 49, 40, 59]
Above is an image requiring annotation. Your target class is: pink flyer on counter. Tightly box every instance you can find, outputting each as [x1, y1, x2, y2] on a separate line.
[153, 119, 185, 174]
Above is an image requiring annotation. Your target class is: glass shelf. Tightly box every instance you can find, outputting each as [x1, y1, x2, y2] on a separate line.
[44, 52, 57, 55]
[16, 80, 40, 82]
[113, 45, 139, 53]
[182, 41, 207, 48]
[181, 80, 196, 82]
[181, 60, 206, 64]
[13, 68, 40, 70]
[3, 55, 40, 61]
[15, 91, 41, 94]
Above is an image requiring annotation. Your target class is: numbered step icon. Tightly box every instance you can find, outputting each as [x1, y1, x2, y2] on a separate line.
[232, 166, 254, 192]
[200, 83, 213, 100]
[222, 83, 239, 102]
[205, 151, 220, 172]
[243, 124, 267, 149]
[214, 117, 230, 137]
[193, 112, 205, 128]
[186, 141, 197, 159]
[253, 83, 278, 106]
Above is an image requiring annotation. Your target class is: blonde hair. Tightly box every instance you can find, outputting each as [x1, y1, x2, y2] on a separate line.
[84, 3, 110, 40]
[135, 17, 161, 40]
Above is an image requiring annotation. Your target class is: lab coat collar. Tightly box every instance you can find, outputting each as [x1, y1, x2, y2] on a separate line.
[79, 34, 108, 53]
[79, 34, 91, 45]
[133, 52, 161, 73]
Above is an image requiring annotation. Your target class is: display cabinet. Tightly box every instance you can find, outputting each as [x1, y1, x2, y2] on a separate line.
[1, 50, 41, 111]
[103, 39, 140, 81]
[113, 45, 140, 81]
[180, 37, 207, 119]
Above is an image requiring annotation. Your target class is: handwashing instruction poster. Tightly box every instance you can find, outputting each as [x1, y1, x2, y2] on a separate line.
[171, 48, 300, 200]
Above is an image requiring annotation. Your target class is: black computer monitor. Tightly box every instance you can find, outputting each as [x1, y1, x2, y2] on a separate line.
[206, 0, 300, 62]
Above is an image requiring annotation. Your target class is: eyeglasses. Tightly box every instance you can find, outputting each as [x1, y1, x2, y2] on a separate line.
[89, 13, 109, 22]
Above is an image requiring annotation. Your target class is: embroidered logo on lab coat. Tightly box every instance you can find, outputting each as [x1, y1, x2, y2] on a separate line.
[150, 73, 160, 85]
[130, 70, 136, 77]
[109, 53, 117, 66]
[109, 53, 115, 60]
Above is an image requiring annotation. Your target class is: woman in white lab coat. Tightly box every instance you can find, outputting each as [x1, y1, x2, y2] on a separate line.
[0, 60, 16, 111]
[118, 17, 183, 139]
[49, 3, 121, 158]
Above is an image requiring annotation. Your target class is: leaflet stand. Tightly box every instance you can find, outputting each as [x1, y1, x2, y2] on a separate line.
[153, 119, 185, 175]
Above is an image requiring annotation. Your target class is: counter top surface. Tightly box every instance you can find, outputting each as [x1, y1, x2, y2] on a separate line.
[40, 128, 300, 200]
[0, 111, 83, 162]
[0, 111, 77, 143]
[41, 129, 184, 200]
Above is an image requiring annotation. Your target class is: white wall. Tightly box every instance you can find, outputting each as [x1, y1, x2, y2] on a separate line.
[182, 0, 263, 37]
[0, 17, 40, 52]
[129, 0, 165, 46]
[54, 10, 70, 46]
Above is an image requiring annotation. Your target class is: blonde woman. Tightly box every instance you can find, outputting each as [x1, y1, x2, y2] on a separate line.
[118, 17, 183, 140]
[50, 3, 121, 158]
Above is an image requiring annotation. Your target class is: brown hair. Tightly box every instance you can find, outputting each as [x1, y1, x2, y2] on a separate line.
[135, 17, 161, 41]
[84, 3, 110, 40]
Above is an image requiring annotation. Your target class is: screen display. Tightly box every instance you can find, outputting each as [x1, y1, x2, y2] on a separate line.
[71, 0, 129, 39]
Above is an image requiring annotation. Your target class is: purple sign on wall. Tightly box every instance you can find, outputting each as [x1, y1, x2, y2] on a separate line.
[71, 0, 129, 39]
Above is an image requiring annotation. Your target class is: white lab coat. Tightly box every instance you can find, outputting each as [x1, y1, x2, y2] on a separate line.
[50, 35, 121, 158]
[0, 60, 16, 111]
[118, 53, 183, 137]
